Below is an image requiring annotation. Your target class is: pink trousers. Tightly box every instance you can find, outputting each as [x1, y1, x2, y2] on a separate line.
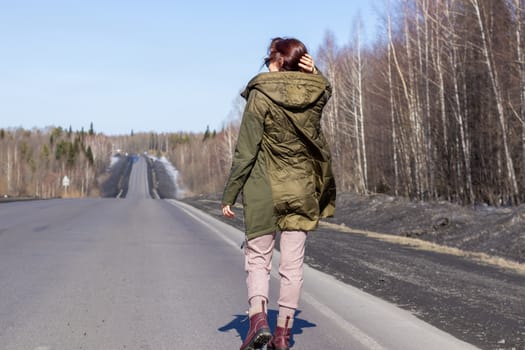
[244, 230, 307, 309]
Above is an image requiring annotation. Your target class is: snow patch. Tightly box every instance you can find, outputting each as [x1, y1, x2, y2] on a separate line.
[149, 155, 186, 199]
[109, 155, 120, 168]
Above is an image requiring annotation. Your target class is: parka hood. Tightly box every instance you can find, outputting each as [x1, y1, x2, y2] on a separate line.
[241, 71, 331, 109]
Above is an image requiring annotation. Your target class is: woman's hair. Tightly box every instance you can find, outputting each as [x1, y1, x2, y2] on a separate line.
[265, 37, 308, 72]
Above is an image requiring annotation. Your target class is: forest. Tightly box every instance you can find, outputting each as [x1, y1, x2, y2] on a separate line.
[1, 0, 525, 206]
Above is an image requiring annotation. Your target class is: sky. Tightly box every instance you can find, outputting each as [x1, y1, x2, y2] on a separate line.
[0, 0, 381, 135]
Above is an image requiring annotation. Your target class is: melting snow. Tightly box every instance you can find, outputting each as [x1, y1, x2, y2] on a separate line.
[149, 155, 186, 199]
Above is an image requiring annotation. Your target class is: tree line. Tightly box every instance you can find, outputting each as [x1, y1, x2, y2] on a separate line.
[359, 0, 525, 206]
[2, 0, 525, 206]
[0, 124, 112, 198]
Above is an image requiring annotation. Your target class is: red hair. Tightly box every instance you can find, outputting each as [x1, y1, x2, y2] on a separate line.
[265, 37, 308, 72]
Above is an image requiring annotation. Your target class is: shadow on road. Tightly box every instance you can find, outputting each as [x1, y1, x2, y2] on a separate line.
[218, 309, 316, 347]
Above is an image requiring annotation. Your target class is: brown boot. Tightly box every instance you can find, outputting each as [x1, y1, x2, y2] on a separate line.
[240, 300, 271, 350]
[268, 316, 293, 350]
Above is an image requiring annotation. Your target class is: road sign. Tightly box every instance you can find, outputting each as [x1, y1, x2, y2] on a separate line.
[62, 176, 70, 187]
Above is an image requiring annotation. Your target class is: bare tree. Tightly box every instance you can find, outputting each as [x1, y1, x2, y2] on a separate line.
[387, 5, 400, 195]
[354, 17, 369, 191]
[510, 0, 525, 195]
[470, 0, 519, 202]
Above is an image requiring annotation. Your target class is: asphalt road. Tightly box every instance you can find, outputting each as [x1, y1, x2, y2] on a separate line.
[0, 157, 480, 349]
[127, 156, 151, 200]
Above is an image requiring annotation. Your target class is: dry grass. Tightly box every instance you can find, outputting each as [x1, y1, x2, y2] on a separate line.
[320, 221, 525, 276]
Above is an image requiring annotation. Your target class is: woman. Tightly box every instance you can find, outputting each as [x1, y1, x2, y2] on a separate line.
[222, 37, 336, 350]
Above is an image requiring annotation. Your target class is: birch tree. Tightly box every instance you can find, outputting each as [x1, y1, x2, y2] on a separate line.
[510, 0, 525, 193]
[388, 10, 400, 196]
[470, 0, 519, 202]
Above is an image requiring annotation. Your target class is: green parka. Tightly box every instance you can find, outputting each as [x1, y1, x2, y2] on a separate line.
[222, 71, 336, 240]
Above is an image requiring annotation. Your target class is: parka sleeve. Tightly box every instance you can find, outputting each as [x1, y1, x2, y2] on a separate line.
[222, 90, 266, 206]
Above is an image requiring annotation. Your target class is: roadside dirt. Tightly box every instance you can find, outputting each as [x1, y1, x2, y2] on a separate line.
[99, 155, 132, 198]
[331, 192, 525, 264]
[181, 192, 525, 350]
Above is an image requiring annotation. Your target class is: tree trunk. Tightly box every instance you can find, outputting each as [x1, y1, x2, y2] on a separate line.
[515, 0, 525, 195]
[388, 8, 400, 196]
[356, 23, 368, 191]
[471, 0, 519, 202]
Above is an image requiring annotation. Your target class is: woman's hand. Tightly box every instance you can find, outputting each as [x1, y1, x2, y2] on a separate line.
[299, 53, 317, 74]
[222, 204, 235, 218]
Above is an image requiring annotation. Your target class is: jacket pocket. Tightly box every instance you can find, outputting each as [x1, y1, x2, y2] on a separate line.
[274, 193, 319, 222]
[272, 174, 318, 220]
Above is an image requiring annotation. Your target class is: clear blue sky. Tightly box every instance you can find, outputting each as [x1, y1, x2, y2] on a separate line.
[0, 0, 380, 135]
